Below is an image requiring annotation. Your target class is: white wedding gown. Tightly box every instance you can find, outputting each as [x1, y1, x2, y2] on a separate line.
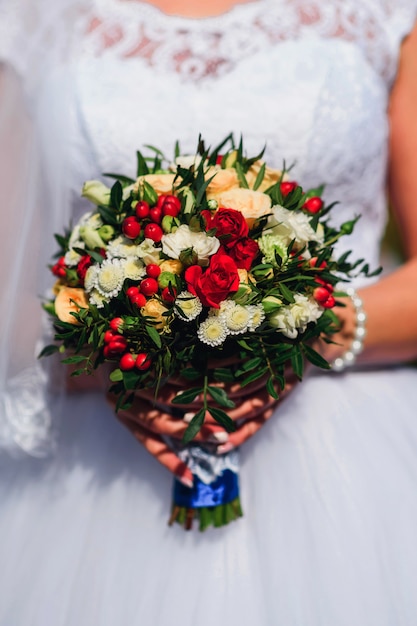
[1, 1, 417, 624]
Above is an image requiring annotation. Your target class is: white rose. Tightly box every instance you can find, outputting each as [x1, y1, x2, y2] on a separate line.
[82, 181, 111, 206]
[136, 239, 162, 265]
[268, 206, 324, 248]
[268, 307, 298, 339]
[289, 294, 323, 333]
[161, 225, 220, 266]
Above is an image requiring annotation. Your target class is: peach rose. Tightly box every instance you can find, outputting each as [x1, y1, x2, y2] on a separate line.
[134, 174, 177, 196]
[141, 298, 169, 329]
[208, 188, 272, 228]
[54, 287, 89, 325]
[205, 167, 239, 195]
[246, 160, 290, 192]
[159, 259, 183, 275]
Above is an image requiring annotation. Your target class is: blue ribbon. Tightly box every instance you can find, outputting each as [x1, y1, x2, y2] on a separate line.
[173, 469, 239, 509]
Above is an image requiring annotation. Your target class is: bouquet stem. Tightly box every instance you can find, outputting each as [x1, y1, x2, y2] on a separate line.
[169, 498, 243, 531]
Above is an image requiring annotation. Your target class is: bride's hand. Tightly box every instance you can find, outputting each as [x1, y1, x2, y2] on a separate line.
[107, 368, 299, 476]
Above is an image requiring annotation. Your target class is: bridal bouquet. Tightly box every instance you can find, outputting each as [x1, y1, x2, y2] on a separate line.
[41, 135, 375, 530]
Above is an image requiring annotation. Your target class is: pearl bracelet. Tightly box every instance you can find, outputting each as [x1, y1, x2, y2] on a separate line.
[331, 287, 367, 372]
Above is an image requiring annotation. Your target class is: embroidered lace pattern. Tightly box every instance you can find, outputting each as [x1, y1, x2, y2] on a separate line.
[79, 0, 416, 84]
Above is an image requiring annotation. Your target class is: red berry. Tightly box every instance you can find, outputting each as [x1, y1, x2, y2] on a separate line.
[280, 181, 298, 196]
[315, 277, 334, 292]
[119, 353, 137, 371]
[52, 256, 67, 277]
[309, 257, 327, 269]
[107, 339, 127, 355]
[103, 345, 112, 359]
[104, 330, 116, 344]
[158, 195, 181, 218]
[215, 154, 223, 165]
[313, 286, 332, 305]
[135, 201, 150, 219]
[322, 295, 336, 308]
[161, 287, 177, 303]
[109, 317, 124, 332]
[136, 353, 152, 371]
[144, 223, 163, 242]
[146, 264, 161, 278]
[130, 292, 147, 307]
[149, 207, 162, 223]
[126, 286, 139, 298]
[303, 196, 323, 214]
[122, 217, 141, 239]
[140, 277, 159, 297]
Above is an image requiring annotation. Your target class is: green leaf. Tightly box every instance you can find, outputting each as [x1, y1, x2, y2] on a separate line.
[123, 369, 141, 390]
[180, 368, 202, 381]
[240, 366, 268, 387]
[207, 407, 236, 432]
[38, 344, 59, 358]
[302, 344, 331, 370]
[266, 376, 280, 400]
[172, 387, 202, 405]
[290, 346, 304, 379]
[279, 282, 295, 303]
[110, 368, 124, 382]
[207, 386, 235, 409]
[136, 150, 150, 176]
[97, 205, 119, 226]
[212, 368, 235, 383]
[182, 408, 206, 443]
[235, 162, 249, 189]
[110, 181, 123, 210]
[252, 162, 266, 191]
[61, 355, 88, 365]
[146, 325, 162, 348]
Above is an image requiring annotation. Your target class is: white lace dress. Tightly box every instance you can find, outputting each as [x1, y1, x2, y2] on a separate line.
[1, 1, 417, 624]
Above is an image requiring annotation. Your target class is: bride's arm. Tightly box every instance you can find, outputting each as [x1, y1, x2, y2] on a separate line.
[325, 23, 417, 366]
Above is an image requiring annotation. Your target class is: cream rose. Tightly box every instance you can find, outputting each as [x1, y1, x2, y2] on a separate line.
[159, 259, 184, 275]
[208, 188, 272, 228]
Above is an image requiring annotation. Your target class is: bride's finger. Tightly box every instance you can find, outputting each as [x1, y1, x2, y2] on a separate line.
[116, 413, 194, 487]
[216, 404, 277, 454]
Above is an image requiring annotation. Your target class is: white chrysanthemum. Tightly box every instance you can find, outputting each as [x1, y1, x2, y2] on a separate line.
[88, 289, 109, 309]
[84, 265, 99, 293]
[221, 303, 251, 335]
[197, 317, 228, 347]
[175, 291, 203, 321]
[64, 248, 83, 267]
[248, 304, 265, 331]
[122, 258, 145, 281]
[107, 236, 139, 259]
[95, 259, 125, 298]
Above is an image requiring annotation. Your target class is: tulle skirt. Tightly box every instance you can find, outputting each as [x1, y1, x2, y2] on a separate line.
[1, 366, 417, 626]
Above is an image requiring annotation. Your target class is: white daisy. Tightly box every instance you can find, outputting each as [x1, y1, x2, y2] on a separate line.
[197, 317, 228, 347]
[88, 289, 109, 309]
[122, 258, 146, 281]
[95, 259, 125, 298]
[175, 291, 203, 321]
[64, 247, 83, 267]
[221, 303, 251, 335]
[248, 304, 265, 331]
[84, 265, 99, 293]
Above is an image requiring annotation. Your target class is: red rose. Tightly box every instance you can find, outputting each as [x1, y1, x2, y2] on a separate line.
[185, 253, 240, 308]
[228, 237, 259, 271]
[77, 255, 93, 283]
[210, 208, 249, 247]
